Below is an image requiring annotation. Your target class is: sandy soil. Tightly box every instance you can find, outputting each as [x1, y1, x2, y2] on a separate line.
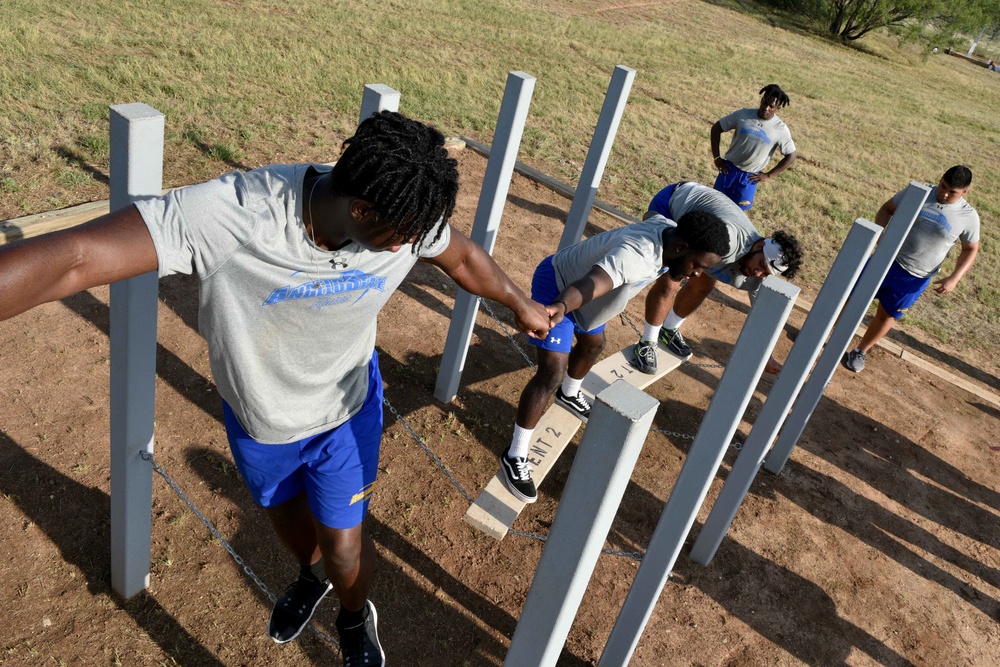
[1, 150, 999, 666]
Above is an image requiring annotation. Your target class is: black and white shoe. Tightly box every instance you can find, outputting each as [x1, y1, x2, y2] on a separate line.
[337, 600, 386, 667]
[499, 452, 537, 503]
[659, 327, 692, 358]
[268, 571, 333, 643]
[555, 387, 591, 421]
[631, 340, 658, 374]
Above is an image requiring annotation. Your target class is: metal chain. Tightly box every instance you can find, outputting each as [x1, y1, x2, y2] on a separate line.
[509, 528, 644, 562]
[618, 311, 728, 369]
[140, 451, 341, 649]
[478, 298, 536, 368]
[383, 397, 475, 504]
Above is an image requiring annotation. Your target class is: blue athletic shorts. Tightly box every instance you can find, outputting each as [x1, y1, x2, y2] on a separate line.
[223, 350, 384, 529]
[713, 162, 758, 210]
[528, 256, 605, 353]
[875, 261, 932, 319]
[648, 183, 678, 217]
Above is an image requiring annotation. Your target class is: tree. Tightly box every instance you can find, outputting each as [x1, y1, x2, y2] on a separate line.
[828, 0, 930, 41]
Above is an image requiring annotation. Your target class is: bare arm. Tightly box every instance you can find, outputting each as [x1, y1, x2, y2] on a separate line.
[710, 121, 728, 173]
[545, 265, 616, 324]
[422, 227, 549, 338]
[751, 151, 796, 183]
[873, 198, 896, 228]
[0, 204, 158, 321]
[934, 241, 978, 295]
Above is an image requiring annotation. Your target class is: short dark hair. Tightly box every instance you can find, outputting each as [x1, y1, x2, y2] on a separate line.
[759, 84, 790, 108]
[771, 230, 803, 280]
[674, 210, 731, 257]
[330, 111, 459, 252]
[942, 165, 972, 189]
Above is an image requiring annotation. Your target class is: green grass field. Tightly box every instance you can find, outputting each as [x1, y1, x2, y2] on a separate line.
[1, 0, 998, 362]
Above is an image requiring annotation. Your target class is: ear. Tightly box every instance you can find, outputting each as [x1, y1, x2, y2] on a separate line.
[670, 240, 689, 256]
[350, 198, 375, 222]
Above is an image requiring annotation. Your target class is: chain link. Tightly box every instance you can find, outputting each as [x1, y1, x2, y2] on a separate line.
[478, 298, 536, 368]
[140, 451, 341, 649]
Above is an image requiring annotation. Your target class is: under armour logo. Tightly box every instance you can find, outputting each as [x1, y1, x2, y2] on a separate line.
[330, 259, 349, 268]
[549, 337, 561, 344]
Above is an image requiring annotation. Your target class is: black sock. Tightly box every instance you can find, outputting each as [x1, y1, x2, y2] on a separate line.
[300, 558, 328, 584]
[336, 603, 367, 629]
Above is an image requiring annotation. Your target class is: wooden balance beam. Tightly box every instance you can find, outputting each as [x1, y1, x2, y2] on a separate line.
[463, 341, 687, 540]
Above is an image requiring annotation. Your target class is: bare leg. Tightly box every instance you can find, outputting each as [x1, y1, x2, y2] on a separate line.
[673, 273, 716, 319]
[643, 274, 684, 327]
[567, 331, 605, 380]
[857, 303, 897, 354]
[515, 348, 569, 429]
[313, 521, 374, 613]
[266, 493, 322, 567]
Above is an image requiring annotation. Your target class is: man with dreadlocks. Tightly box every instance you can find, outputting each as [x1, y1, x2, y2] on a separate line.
[631, 181, 804, 375]
[711, 84, 797, 210]
[499, 209, 730, 504]
[0, 111, 550, 667]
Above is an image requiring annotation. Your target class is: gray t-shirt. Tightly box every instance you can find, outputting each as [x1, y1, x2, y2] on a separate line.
[668, 183, 763, 294]
[135, 164, 450, 443]
[892, 185, 980, 278]
[550, 216, 673, 331]
[719, 108, 795, 173]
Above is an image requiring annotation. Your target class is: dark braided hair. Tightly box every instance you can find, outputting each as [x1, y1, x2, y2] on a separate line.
[674, 210, 731, 257]
[329, 111, 459, 252]
[771, 230, 803, 279]
[759, 84, 790, 108]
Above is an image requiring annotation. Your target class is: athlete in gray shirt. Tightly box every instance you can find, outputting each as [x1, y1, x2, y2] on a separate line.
[843, 165, 980, 373]
[0, 112, 550, 667]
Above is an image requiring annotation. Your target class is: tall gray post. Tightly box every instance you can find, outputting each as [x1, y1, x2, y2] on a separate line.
[764, 183, 930, 475]
[109, 103, 164, 599]
[688, 219, 881, 565]
[434, 71, 536, 403]
[359, 84, 401, 123]
[504, 381, 658, 667]
[558, 65, 636, 251]
[598, 278, 799, 667]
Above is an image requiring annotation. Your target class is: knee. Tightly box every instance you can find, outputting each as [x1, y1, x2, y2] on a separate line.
[318, 529, 363, 576]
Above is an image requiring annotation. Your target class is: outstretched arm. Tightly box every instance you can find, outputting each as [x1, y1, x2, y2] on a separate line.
[934, 241, 978, 295]
[422, 228, 549, 339]
[0, 205, 158, 321]
[545, 265, 616, 325]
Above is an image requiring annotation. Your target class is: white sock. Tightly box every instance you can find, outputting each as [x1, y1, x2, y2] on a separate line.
[507, 424, 533, 460]
[642, 321, 661, 342]
[662, 309, 686, 330]
[561, 375, 583, 398]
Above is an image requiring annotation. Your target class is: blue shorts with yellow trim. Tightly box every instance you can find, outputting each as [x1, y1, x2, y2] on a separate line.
[713, 162, 758, 210]
[876, 261, 933, 319]
[223, 350, 383, 529]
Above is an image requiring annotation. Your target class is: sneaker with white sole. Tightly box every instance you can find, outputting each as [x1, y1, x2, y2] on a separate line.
[842, 348, 866, 373]
[555, 387, 591, 421]
[631, 339, 658, 374]
[268, 570, 333, 643]
[658, 327, 692, 357]
[337, 600, 385, 667]
[499, 452, 537, 503]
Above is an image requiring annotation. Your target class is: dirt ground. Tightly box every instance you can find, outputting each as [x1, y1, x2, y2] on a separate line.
[2, 149, 999, 667]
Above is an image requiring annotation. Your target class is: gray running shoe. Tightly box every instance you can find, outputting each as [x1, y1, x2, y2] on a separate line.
[842, 348, 866, 373]
[337, 600, 385, 667]
[631, 340, 658, 374]
[499, 452, 537, 503]
[659, 327, 692, 357]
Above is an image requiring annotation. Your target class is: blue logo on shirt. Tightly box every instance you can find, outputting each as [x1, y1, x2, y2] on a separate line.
[738, 126, 770, 143]
[262, 269, 387, 306]
[919, 209, 953, 234]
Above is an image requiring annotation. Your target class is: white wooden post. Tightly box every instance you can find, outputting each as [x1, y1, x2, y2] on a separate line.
[764, 183, 930, 475]
[598, 277, 799, 667]
[359, 84, 401, 123]
[109, 103, 163, 599]
[688, 219, 881, 565]
[558, 65, 635, 251]
[504, 381, 658, 667]
[434, 71, 536, 403]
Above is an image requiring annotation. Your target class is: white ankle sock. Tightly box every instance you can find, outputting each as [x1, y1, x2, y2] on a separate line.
[507, 424, 533, 460]
[642, 321, 661, 342]
[561, 375, 583, 398]
[662, 308, 686, 330]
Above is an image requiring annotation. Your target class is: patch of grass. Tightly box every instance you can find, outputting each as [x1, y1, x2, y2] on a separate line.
[0, 177, 19, 193]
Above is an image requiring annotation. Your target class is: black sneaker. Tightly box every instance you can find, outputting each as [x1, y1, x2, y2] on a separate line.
[555, 387, 591, 421]
[631, 340, 658, 374]
[269, 572, 333, 643]
[842, 348, 866, 373]
[499, 452, 537, 503]
[337, 601, 385, 667]
[659, 327, 692, 357]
